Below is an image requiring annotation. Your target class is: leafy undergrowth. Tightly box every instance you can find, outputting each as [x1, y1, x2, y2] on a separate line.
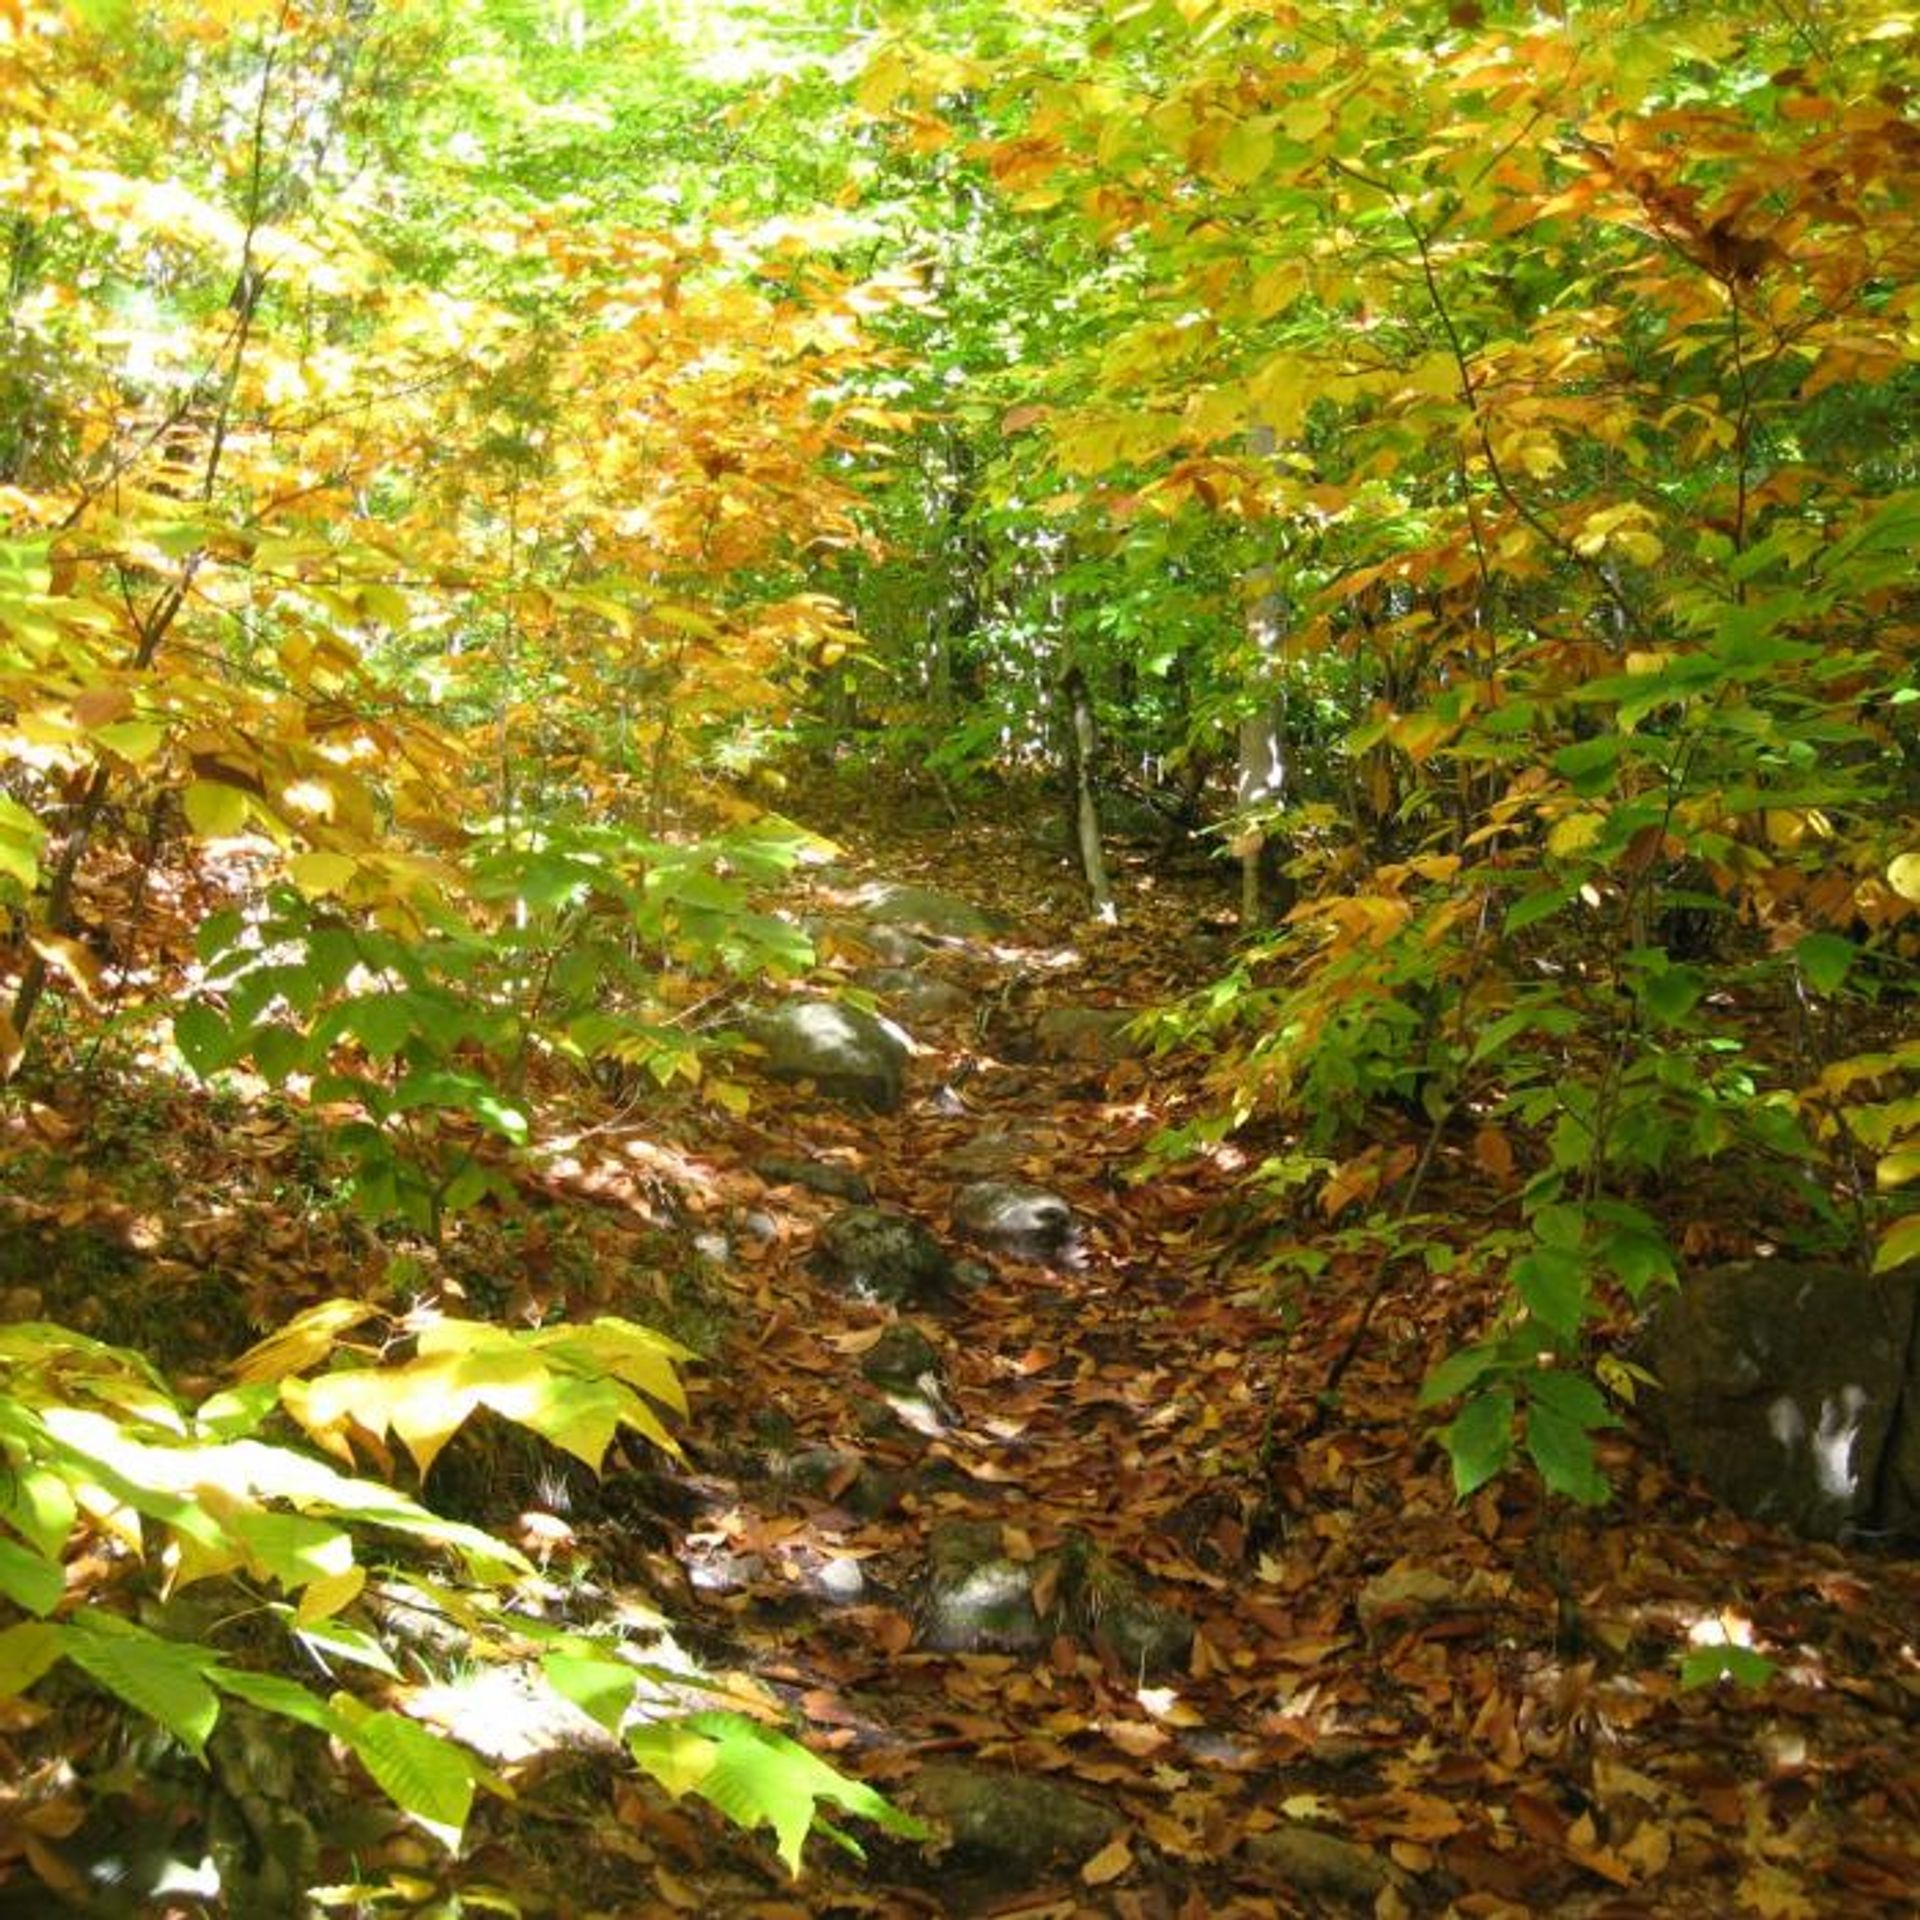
[4, 776, 1918, 1918]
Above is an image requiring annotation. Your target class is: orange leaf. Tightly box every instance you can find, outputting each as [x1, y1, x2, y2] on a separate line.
[1472, 1125, 1514, 1179]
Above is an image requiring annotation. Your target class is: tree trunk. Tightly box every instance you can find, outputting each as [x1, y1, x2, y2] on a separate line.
[1062, 666, 1116, 922]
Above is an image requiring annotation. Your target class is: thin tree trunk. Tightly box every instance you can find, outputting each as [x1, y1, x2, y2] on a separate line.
[1063, 666, 1115, 922]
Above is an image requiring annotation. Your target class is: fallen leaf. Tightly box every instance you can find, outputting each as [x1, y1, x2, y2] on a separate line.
[1081, 1834, 1134, 1886]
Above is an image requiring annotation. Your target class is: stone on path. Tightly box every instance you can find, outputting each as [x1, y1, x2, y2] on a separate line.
[855, 882, 1009, 942]
[903, 1761, 1117, 1888]
[854, 966, 972, 1020]
[752, 1156, 872, 1203]
[915, 1523, 1195, 1677]
[1242, 1824, 1399, 1904]
[1032, 1005, 1145, 1064]
[918, 1521, 1047, 1654]
[748, 999, 908, 1111]
[816, 1207, 955, 1308]
[1640, 1259, 1920, 1542]
[861, 1321, 954, 1434]
[952, 1178, 1077, 1262]
[860, 1322, 944, 1394]
[811, 917, 931, 967]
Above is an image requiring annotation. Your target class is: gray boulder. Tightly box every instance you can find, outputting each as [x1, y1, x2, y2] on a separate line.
[904, 1762, 1116, 1885]
[816, 1207, 955, 1308]
[856, 882, 1008, 942]
[1640, 1260, 1920, 1543]
[952, 1179, 1077, 1263]
[748, 1000, 907, 1110]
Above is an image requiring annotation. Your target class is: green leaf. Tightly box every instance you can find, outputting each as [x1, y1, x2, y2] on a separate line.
[212, 1667, 347, 1735]
[543, 1652, 637, 1734]
[342, 993, 423, 1061]
[1793, 932, 1857, 996]
[331, 1697, 484, 1849]
[1679, 1644, 1775, 1690]
[1416, 1341, 1503, 1408]
[1504, 884, 1575, 934]
[173, 1003, 235, 1079]
[248, 1022, 309, 1087]
[1512, 1248, 1589, 1339]
[0, 1620, 67, 1697]
[64, 1616, 223, 1755]
[628, 1712, 928, 1876]
[3, 1462, 78, 1559]
[228, 1509, 355, 1589]
[1532, 1203, 1586, 1251]
[1552, 735, 1623, 796]
[1638, 963, 1707, 1025]
[0, 1536, 65, 1615]
[1438, 1389, 1514, 1499]
[1524, 1398, 1610, 1505]
[1525, 1368, 1612, 1428]
[1590, 1204, 1676, 1300]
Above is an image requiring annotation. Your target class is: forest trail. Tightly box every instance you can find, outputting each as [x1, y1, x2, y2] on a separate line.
[507, 779, 1920, 1920]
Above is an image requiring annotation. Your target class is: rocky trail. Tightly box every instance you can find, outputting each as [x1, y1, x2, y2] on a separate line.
[9, 787, 1917, 1920]
[449, 790, 1919, 1919]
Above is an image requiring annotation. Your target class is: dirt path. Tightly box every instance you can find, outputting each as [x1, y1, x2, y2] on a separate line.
[380, 791, 1920, 1917]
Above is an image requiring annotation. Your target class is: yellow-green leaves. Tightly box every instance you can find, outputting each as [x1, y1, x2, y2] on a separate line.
[274, 1307, 690, 1480]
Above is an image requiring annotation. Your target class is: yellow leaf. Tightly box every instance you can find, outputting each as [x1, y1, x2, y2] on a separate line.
[1548, 811, 1605, 857]
[297, 1565, 366, 1624]
[93, 719, 164, 764]
[233, 1299, 385, 1385]
[1877, 1150, 1920, 1192]
[183, 781, 252, 839]
[1281, 1793, 1338, 1821]
[1872, 1213, 1920, 1274]
[28, 934, 102, 1006]
[855, 45, 910, 115]
[1887, 852, 1920, 903]
[287, 851, 359, 898]
[1080, 1834, 1133, 1887]
[1218, 117, 1275, 187]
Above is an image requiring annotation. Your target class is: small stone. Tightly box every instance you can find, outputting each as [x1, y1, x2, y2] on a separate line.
[809, 1555, 866, 1604]
[919, 1521, 1046, 1653]
[1094, 1590, 1196, 1679]
[1243, 1824, 1395, 1903]
[854, 967, 972, 1019]
[753, 1157, 873, 1203]
[817, 1208, 955, 1308]
[861, 1323, 943, 1393]
[952, 1179, 1077, 1262]
[1032, 1006, 1144, 1064]
[1640, 1259, 1920, 1542]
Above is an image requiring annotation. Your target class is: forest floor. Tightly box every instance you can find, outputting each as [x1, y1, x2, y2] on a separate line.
[5, 768, 1920, 1919]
